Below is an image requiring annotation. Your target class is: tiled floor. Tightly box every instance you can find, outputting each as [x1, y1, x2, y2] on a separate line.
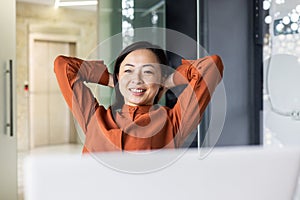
[18, 144, 83, 200]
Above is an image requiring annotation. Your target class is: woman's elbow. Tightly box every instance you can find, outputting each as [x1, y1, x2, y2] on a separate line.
[210, 54, 224, 78]
[53, 55, 67, 73]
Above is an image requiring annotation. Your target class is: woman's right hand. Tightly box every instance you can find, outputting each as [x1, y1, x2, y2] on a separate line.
[108, 73, 114, 88]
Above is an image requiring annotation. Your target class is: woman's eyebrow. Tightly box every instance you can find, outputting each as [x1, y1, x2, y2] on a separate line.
[142, 64, 155, 68]
[124, 64, 155, 68]
[124, 63, 135, 67]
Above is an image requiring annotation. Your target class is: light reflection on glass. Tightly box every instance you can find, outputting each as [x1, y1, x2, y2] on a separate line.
[122, 0, 134, 48]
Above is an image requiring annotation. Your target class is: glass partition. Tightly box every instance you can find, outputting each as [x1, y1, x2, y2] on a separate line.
[263, 1, 300, 146]
[97, 0, 166, 108]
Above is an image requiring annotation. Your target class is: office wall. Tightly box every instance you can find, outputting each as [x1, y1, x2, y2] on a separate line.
[207, 0, 261, 146]
[166, 0, 261, 146]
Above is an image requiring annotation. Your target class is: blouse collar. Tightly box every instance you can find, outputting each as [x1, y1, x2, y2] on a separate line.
[121, 104, 159, 114]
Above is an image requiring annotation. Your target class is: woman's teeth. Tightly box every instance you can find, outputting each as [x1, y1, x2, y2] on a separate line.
[130, 88, 145, 93]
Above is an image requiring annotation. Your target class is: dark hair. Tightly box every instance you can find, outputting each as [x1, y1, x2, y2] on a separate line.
[112, 41, 168, 111]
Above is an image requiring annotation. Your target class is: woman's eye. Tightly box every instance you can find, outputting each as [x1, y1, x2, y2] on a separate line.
[124, 69, 132, 73]
[144, 70, 154, 74]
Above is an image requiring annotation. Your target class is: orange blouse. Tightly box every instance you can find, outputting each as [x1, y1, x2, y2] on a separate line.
[54, 55, 223, 153]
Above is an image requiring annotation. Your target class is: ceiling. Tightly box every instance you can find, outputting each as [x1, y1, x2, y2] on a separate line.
[17, 0, 56, 6]
[16, 0, 164, 11]
[16, 0, 97, 11]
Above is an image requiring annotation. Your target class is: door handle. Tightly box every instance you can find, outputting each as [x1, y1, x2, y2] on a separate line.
[5, 60, 13, 137]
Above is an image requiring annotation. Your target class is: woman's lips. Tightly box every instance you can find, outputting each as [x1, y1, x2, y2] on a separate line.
[129, 88, 146, 96]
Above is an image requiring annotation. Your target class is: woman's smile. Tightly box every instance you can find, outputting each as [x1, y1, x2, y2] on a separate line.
[129, 88, 147, 96]
[118, 49, 162, 106]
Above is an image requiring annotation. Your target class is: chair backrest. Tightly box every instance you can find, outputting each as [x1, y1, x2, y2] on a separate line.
[24, 147, 300, 200]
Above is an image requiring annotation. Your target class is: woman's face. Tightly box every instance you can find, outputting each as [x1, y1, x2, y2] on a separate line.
[118, 49, 162, 106]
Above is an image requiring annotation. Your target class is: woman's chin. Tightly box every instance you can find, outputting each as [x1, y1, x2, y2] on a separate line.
[126, 99, 152, 106]
[127, 101, 144, 106]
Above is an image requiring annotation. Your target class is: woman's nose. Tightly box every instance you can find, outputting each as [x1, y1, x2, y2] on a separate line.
[131, 72, 143, 84]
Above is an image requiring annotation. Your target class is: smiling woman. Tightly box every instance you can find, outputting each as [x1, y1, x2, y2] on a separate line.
[118, 49, 163, 106]
[54, 41, 224, 153]
[113, 42, 169, 110]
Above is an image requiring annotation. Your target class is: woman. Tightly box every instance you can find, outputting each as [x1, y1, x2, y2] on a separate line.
[54, 41, 223, 153]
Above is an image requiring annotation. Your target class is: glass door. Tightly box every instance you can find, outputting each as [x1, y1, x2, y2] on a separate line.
[0, 0, 17, 199]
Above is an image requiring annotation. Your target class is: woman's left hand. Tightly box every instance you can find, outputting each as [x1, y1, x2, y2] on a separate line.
[156, 73, 175, 101]
[163, 73, 175, 89]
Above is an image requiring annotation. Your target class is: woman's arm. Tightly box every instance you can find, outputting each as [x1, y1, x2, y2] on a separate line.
[54, 55, 110, 132]
[170, 55, 224, 147]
